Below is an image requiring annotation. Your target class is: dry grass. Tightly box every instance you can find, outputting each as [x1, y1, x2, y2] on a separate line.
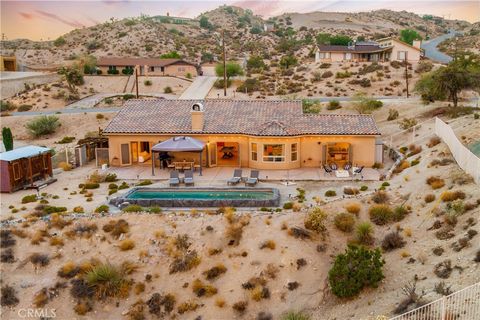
[345, 202, 361, 215]
[441, 191, 466, 202]
[426, 176, 445, 189]
[192, 279, 218, 297]
[203, 264, 227, 280]
[334, 212, 355, 232]
[424, 194, 436, 203]
[119, 239, 135, 251]
[177, 300, 199, 314]
[215, 297, 226, 308]
[259, 240, 276, 250]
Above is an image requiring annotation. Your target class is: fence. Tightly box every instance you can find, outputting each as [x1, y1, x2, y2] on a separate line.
[435, 117, 480, 184]
[390, 282, 480, 320]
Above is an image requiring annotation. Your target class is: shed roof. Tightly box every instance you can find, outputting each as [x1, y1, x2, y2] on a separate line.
[103, 99, 380, 137]
[0, 146, 51, 162]
[97, 57, 196, 67]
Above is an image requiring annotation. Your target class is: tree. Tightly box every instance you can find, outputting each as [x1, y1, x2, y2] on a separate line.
[328, 245, 385, 298]
[160, 51, 182, 59]
[250, 25, 263, 34]
[201, 52, 214, 63]
[316, 33, 331, 45]
[246, 55, 266, 71]
[76, 54, 97, 75]
[58, 66, 84, 92]
[2, 127, 13, 151]
[199, 16, 212, 29]
[400, 29, 422, 45]
[279, 55, 298, 69]
[215, 62, 244, 80]
[330, 35, 353, 46]
[53, 36, 66, 47]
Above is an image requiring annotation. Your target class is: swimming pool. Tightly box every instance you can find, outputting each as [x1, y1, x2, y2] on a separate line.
[469, 141, 480, 157]
[110, 187, 280, 208]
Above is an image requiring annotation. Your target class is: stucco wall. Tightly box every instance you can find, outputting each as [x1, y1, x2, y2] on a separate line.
[98, 64, 197, 77]
[0, 72, 59, 99]
[387, 40, 421, 62]
[107, 134, 377, 168]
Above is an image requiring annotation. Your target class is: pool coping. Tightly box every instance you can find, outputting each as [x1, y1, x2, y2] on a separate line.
[110, 187, 281, 208]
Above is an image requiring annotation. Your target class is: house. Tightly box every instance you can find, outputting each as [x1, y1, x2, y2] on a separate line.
[263, 23, 275, 32]
[96, 57, 198, 77]
[1, 56, 17, 71]
[0, 146, 53, 193]
[103, 100, 381, 170]
[315, 38, 422, 63]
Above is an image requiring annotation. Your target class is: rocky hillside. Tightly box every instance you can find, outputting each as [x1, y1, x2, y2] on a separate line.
[438, 22, 480, 55]
[0, 6, 472, 69]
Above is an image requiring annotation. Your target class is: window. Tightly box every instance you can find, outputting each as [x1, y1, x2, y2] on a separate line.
[319, 52, 330, 59]
[263, 144, 284, 162]
[344, 53, 352, 60]
[13, 162, 21, 180]
[108, 65, 117, 71]
[291, 143, 298, 161]
[178, 66, 185, 72]
[398, 51, 407, 60]
[251, 143, 258, 161]
[149, 66, 154, 72]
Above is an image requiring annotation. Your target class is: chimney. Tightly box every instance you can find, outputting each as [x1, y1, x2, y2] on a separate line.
[412, 40, 422, 49]
[191, 103, 204, 131]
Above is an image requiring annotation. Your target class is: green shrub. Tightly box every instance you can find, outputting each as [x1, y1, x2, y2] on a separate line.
[237, 78, 260, 92]
[86, 263, 126, 299]
[304, 207, 327, 233]
[1, 101, 16, 112]
[369, 204, 393, 225]
[355, 221, 374, 245]
[108, 189, 117, 196]
[387, 109, 399, 121]
[123, 94, 135, 100]
[335, 71, 352, 79]
[186, 72, 192, 79]
[324, 190, 336, 197]
[392, 206, 409, 222]
[213, 79, 232, 89]
[95, 205, 109, 213]
[108, 183, 118, 190]
[149, 207, 162, 214]
[84, 183, 100, 189]
[56, 136, 75, 144]
[381, 231, 406, 251]
[118, 182, 129, 190]
[283, 202, 294, 210]
[25, 115, 60, 137]
[43, 206, 67, 214]
[17, 104, 32, 112]
[122, 204, 143, 212]
[53, 36, 66, 47]
[281, 311, 311, 320]
[328, 245, 384, 298]
[136, 180, 152, 186]
[360, 185, 368, 191]
[22, 194, 37, 204]
[302, 100, 321, 114]
[144, 80, 152, 86]
[104, 173, 117, 182]
[334, 213, 355, 232]
[164, 86, 173, 94]
[327, 100, 341, 110]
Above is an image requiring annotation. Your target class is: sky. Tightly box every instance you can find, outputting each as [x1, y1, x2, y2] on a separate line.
[1, 0, 479, 40]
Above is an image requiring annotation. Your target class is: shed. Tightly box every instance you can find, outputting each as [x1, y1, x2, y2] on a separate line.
[0, 146, 54, 193]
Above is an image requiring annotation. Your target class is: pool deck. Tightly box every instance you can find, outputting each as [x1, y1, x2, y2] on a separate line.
[105, 166, 380, 182]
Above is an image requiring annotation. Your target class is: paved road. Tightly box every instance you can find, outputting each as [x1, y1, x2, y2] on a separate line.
[421, 30, 460, 64]
[179, 76, 217, 99]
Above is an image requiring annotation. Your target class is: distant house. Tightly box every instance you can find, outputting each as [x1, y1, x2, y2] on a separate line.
[263, 23, 275, 32]
[96, 57, 198, 77]
[103, 99, 381, 170]
[315, 38, 422, 63]
[0, 146, 53, 193]
[1, 56, 17, 71]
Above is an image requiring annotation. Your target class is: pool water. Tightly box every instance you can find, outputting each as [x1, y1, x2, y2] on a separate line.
[127, 189, 274, 200]
[469, 141, 480, 157]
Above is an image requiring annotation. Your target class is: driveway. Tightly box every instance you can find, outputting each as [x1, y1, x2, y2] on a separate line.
[179, 76, 217, 99]
[421, 30, 460, 64]
[65, 92, 177, 110]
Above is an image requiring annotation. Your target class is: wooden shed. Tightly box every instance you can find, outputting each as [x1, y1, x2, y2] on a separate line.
[0, 146, 54, 193]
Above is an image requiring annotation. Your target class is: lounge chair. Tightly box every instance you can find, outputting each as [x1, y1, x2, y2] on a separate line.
[344, 162, 352, 171]
[227, 169, 243, 185]
[330, 163, 338, 171]
[169, 170, 180, 187]
[323, 165, 333, 175]
[353, 166, 365, 179]
[245, 170, 260, 187]
[184, 170, 194, 186]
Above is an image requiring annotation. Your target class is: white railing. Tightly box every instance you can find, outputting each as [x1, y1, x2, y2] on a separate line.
[434, 117, 480, 184]
[389, 282, 480, 320]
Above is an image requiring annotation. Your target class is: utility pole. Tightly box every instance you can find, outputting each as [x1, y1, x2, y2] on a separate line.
[222, 29, 227, 97]
[135, 68, 139, 98]
[404, 56, 409, 98]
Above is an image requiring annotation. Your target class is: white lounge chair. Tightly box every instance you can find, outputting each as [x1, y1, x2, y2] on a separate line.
[245, 170, 260, 186]
[184, 170, 194, 186]
[227, 169, 243, 185]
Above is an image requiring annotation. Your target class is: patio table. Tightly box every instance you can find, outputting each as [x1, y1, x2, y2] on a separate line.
[173, 161, 194, 171]
[335, 170, 350, 178]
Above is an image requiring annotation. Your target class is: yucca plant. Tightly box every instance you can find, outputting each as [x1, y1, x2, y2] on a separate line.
[281, 311, 311, 320]
[86, 263, 126, 299]
[356, 221, 374, 245]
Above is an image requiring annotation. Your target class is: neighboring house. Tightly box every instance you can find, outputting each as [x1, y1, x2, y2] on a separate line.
[96, 57, 198, 77]
[0, 145, 53, 193]
[315, 38, 422, 63]
[103, 100, 381, 170]
[263, 23, 275, 32]
[1, 56, 17, 71]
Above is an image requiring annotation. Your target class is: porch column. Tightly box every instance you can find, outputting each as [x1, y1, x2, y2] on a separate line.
[199, 151, 203, 176]
[151, 151, 155, 176]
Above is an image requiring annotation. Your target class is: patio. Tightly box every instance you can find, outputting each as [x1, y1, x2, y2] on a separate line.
[106, 165, 381, 182]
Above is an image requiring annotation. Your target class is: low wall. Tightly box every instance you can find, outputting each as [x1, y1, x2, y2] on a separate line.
[0, 72, 59, 98]
[435, 117, 480, 184]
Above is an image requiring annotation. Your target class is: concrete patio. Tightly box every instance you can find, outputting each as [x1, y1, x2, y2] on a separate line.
[106, 165, 380, 182]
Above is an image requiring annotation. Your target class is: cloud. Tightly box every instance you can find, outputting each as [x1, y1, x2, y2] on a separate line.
[35, 10, 85, 28]
[102, 0, 130, 6]
[19, 12, 34, 20]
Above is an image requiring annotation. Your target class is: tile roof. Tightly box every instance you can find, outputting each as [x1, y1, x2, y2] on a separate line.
[103, 99, 380, 136]
[97, 57, 196, 67]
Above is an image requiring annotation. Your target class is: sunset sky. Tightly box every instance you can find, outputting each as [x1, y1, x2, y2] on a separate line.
[1, 1, 479, 40]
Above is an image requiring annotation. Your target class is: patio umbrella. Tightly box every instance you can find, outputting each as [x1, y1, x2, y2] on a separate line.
[151, 136, 206, 175]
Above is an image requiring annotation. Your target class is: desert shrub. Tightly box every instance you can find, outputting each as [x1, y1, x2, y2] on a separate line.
[119, 239, 135, 251]
[328, 245, 384, 298]
[441, 191, 465, 202]
[163, 86, 173, 93]
[95, 205, 109, 213]
[327, 99, 341, 110]
[355, 221, 374, 245]
[434, 260, 452, 279]
[360, 185, 368, 191]
[203, 264, 227, 280]
[29, 253, 50, 266]
[343, 187, 359, 195]
[1, 230, 15, 248]
[103, 219, 129, 238]
[144, 80, 152, 86]
[322, 71, 333, 78]
[26, 116, 60, 137]
[302, 100, 322, 114]
[57, 136, 75, 144]
[371, 190, 389, 204]
[283, 202, 294, 209]
[424, 194, 436, 203]
[1, 285, 19, 306]
[427, 137, 441, 148]
[43, 205, 67, 214]
[392, 206, 409, 221]
[136, 179, 152, 186]
[232, 301, 248, 315]
[416, 61, 433, 73]
[192, 279, 217, 297]
[387, 109, 399, 121]
[369, 204, 393, 225]
[17, 104, 32, 112]
[237, 78, 261, 92]
[345, 202, 361, 215]
[122, 204, 143, 212]
[399, 118, 418, 130]
[381, 231, 406, 251]
[58, 261, 80, 278]
[336, 71, 352, 79]
[104, 173, 117, 182]
[281, 311, 311, 320]
[426, 176, 445, 189]
[84, 182, 100, 189]
[304, 207, 327, 233]
[22, 194, 37, 204]
[319, 63, 331, 69]
[354, 96, 383, 114]
[260, 240, 276, 250]
[325, 190, 336, 197]
[348, 78, 371, 87]
[149, 206, 162, 214]
[334, 213, 355, 232]
[169, 250, 201, 274]
[86, 263, 127, 299]
[1, 101, 16, 112]
[1, 248, 14, 263]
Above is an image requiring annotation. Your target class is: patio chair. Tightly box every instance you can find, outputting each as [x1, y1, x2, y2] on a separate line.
[330, 163, 338, 171]
[245, 170, 260, 187]
[169, 170, 180, 187]
[353, 166, 365, 179]
[323, 165, 333, 175]
[227, 169, 243, 185]
[166, 160, 175, 169]
[184, 170, 194, 186]
[344, 162, 352, 171]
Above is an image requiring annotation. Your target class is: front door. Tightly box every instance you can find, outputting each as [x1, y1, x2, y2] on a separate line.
[208, 143, 217, 167]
